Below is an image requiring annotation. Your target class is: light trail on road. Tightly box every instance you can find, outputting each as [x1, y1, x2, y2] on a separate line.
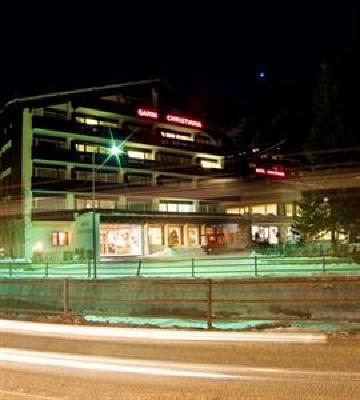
[0, 319, 327, 343]
[0, 348, 237, 380]
[1, 348, 359, 383]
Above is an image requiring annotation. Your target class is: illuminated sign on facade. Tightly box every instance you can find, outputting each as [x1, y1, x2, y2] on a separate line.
[165, 114, 203, 129]
[255, 168, 285, 177]
[137, 108, 159, 119]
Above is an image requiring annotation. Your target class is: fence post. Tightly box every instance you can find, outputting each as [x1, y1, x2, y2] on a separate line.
[137, 260, 142, 277]
[45, 263, 49, 278]
[88, 259, 91, 279]
[254, 256, 258, 276]
[191, 258, 195, 277]
[322, 253, 326, 273]
[63, 278, 69, 316]
[207, 279, 213, 330]
[9, 264, 12, 278]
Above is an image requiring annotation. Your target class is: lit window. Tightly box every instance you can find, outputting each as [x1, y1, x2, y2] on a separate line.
[226, 208, 240, 214]
[285, 203, 293, 217]
[85, 118, 98, 125]
[179, 203, 193, 213]
[167, 203, 177, 212]
[128, 150, 146, 160]
[252, 205, 266, 215]
[52, 232, 69, 246]
[240, 207, 249, 215]
[266, 204, 277, 215]
[200, 159, 221, 169]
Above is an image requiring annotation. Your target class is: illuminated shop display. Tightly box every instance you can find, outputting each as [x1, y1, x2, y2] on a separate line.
[100, 224, 142, 256]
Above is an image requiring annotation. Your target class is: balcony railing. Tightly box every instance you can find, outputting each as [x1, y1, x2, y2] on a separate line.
[32, 116, 223, 155]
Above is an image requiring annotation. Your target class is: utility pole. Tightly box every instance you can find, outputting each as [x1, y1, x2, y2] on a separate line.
[92, 151, 97, 279]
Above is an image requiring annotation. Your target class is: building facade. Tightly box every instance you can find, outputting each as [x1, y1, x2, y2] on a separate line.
[0, 80, 252, 261]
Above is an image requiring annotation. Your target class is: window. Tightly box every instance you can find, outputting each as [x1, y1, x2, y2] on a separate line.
[157, 152, 192, 165]
[251, 204, 277, 215]
[52, 232, 69, 246]
[200, 159, 221, 169]
[148, 226, 163, 245]
[159, 202, 194, 213]
[33, 167, 66, 179]
[33, 196, 66, 211]
[76, 198, 116, 209]
[252, 205, 266, 215]
[76, 116, 118, 128]
[127, 149, 152, 160]
[266, 204, 277, 215]
[285, 203, 293, 217]
[226, 208, 240, 214]
[125, 174, 152, 186]
[75, 144, 109, 155]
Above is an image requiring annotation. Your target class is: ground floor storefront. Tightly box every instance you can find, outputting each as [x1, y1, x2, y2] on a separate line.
[100, 222, 248, 257]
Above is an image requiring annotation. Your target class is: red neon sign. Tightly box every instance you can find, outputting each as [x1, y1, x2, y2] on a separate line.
[137, 108, 158, 119]
[255, 168, 285, 177]
[166, 114, 203, 129]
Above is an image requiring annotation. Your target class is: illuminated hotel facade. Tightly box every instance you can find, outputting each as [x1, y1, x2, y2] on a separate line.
[0, 80, 256, 260]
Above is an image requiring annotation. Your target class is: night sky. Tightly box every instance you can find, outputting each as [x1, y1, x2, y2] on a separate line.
[1, 2, 359, 132]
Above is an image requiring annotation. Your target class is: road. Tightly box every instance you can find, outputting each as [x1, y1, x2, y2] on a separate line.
[0, 320, 359, 399]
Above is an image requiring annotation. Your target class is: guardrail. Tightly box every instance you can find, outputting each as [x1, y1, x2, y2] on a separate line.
[0, 255, 358, 279]
[1, 276, 360, 328]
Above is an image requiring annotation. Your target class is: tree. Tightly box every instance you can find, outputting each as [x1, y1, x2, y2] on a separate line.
[293, 192, 330, 243]
[293, 189, 360, 244]
[306, 64, 345, 164]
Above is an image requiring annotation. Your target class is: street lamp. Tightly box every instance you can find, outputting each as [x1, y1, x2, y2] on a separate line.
[92, 143, 123, 278]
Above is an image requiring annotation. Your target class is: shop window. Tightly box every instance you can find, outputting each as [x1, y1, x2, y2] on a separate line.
[52, 231, 69, 246]
[148, 226, 163, 245]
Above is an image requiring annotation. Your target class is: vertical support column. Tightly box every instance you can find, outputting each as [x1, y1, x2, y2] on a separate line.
[63, 279, 69, 316]
[142, 224, 148, 256]
[207, 279, 213, 330]
[183, 224, 189, 248]
[164, 224, 169, 247]
[66, 193, 75, 210]
[22, 108, 33, 261]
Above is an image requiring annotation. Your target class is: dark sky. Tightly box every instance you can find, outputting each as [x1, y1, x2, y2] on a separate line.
[1, 2, 359, 128]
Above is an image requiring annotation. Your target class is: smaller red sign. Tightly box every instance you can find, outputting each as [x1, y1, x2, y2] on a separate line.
[137, 108, 159, 119]
[166, 114, 203, 129]
[255, 167, 285, 177]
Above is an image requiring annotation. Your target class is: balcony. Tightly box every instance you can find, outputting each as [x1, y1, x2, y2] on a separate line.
[32, 116, 224, 155]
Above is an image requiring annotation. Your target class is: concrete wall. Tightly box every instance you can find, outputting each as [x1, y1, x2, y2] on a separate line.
[1, 276, 359, 323]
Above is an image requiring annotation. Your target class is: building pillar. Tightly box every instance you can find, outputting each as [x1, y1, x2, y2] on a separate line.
[66, 164, 73, 180]
[183, 224, 189, 247]
[117, 196, 127, 210]
[164, 224, 169, 247]
[152, 172, 159, 187]
[22, 108, 33, 261]
[66, 193, 75, 210]
[143, 223, 149, 256]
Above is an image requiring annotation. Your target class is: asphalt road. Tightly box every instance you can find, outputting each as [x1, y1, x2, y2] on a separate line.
[0, 320, 359, 399]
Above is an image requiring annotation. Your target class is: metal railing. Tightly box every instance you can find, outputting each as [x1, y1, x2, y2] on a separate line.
[0, 255, 358, 280]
